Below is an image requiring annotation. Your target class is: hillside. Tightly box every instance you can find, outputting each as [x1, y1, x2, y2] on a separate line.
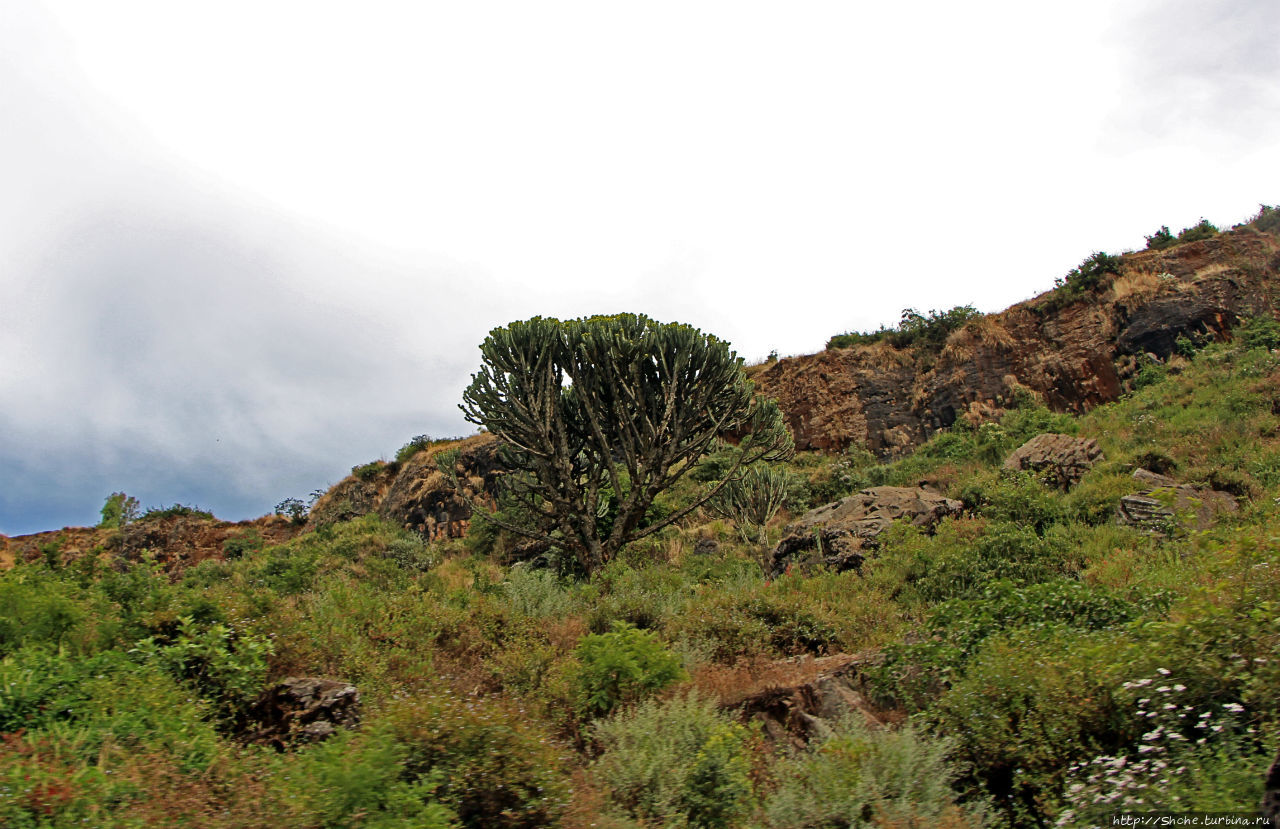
[755, 217, 1280, 456]
[3, 211, 1280, 827]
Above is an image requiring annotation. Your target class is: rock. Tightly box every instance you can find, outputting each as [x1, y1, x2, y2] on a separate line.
[246, 677, 360, 749]
[1002, 433, 1104, 489]
[1263, 746, 1280, 827]
[772, 486, 963, 576]
[734, 653, 887, 751]
[379, 435, 501, 540]
[1116, 468, 1238, 533]
[302, 433, 501, 540]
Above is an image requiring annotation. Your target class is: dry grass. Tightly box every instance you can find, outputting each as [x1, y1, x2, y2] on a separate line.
[1110, 268, 1166, 300]
[939, 316, 1017, 363]
[687, 653, 853, 707]
[1192, 262, 1233, 281]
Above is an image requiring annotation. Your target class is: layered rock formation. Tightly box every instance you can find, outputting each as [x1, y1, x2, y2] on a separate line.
[755, 228, 1280, 456]
[772, 486, 963, 575]
[306, 433, 500, 540]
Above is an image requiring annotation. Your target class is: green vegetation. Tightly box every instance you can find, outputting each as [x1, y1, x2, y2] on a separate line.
[99, 491, 141, 528]
[6, 316, 1280, 825]
[826, 305, 982, 352]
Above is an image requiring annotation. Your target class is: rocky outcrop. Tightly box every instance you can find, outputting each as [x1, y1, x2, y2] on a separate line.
[1116, 468, 1238, 533]
[772, 486, 963, 575]
[245, 677, 360, 749]
[305, 433, 500, 540]
[755, 228, 1280, 456]
[0, 514, 299, 573]
[733, 653, 887, 751]
[379, 437, 501, 539]
[1003, 433, 1104, 489]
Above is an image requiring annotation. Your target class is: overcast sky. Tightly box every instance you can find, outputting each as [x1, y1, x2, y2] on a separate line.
[3, 1, 1278, 535]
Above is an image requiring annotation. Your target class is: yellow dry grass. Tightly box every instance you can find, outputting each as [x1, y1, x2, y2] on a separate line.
[1110, 268, 1164, 300]
[939, 316, 1016, 362]
[1192, 262, 1233, 281]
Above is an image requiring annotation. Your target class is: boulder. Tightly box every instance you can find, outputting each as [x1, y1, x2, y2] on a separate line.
[1116, 468, 1238, 533]
[379, 435, 501, 540]
[772, 486, 962, 576]
[1003, 433, 1103, 489]
[246, 677, 360, 749]
[1263, 745, 1280, 827]
[733, 653, 887, 751]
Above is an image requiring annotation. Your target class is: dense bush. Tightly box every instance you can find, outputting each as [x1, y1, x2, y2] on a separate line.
[593, 693, 755, 828]
[574, 622, 687, 719]
[384, 694, 571, 828]
[1176, 217, 1219, 243]
[762, 716, 979, 828]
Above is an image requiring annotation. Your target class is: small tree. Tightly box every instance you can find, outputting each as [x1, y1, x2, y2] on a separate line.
[708, 464, 791, 572]
[99, 491, 140, 529]
[454, 314, 793, 574]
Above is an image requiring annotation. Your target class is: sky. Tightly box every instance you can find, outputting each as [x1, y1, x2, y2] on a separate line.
[3, 1, 1278, 535]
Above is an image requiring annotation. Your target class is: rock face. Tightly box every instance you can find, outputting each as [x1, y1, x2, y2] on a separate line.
[734, 653, 886, 751]
[755, 228, 1280, 457]
[772, 486, 963, 575]
[1116, 468, 1238, 532]
[1003, 433, 1104, 489]
[246, 677, 361, 749]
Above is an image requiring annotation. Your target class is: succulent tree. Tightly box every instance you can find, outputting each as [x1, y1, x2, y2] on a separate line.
[453, 314, 793, 574]
[708, 464, 791, 546]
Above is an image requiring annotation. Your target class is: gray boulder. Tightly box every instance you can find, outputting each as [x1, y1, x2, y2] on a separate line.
[247, 677, 360, 749]
[1117, 468, 1237, 533]
[1003, 433, 1104, 489]
[772, 486, 962, 576]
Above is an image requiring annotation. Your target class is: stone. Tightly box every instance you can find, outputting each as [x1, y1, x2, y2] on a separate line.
[1003, 433, 1104, 489]
[772, 486, 962, 576]
[1263, 745, 1280, 827]
[734, 653, 886, 751]
[1116, 468, 1238, 533]
[246, 677, 360, 749]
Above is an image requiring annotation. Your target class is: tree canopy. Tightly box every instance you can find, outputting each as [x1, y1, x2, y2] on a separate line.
[455, 314, 792, 574]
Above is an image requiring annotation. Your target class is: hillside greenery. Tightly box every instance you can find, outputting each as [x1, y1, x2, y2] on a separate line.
[5, 326, 1280, 826]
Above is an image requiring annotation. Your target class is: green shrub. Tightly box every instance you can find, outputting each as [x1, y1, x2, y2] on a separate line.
[827, 306, 982, 353]
[130, 615, 273, 724]
[1238, 203, 1280, 235]
[1042, 252, 1123, 312]
[141, 503, 215, 521]
[396, 434, 436, 464]
[221, 530, 264, 560]
[0, 571, 87, 656]
[275, 497, 309, 525]
[1240, 315, 1280, 351]
[384, 694, 570, 829]
[593, 693, 755, 828]
[762, 716, 979, 828]
[296, 730, 456, 828]
[1177, 218, 1219, 243]
[1144, 225, 1175, 251]
[871, 579, 1169, 711]
[574, 622, 686, 719]
[352, 460, 385, 481]
[98, 491, 140, 529]
[912, 522, 1076, 603]
[930, 629, 1132, 827]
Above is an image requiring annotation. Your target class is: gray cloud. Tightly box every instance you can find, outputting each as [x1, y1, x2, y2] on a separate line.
[0, 10, 485, 535]
[1113, 0, 1280, 141]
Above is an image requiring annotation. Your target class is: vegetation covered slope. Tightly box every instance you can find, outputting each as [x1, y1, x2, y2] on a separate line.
[5, 318, 1280, 826]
